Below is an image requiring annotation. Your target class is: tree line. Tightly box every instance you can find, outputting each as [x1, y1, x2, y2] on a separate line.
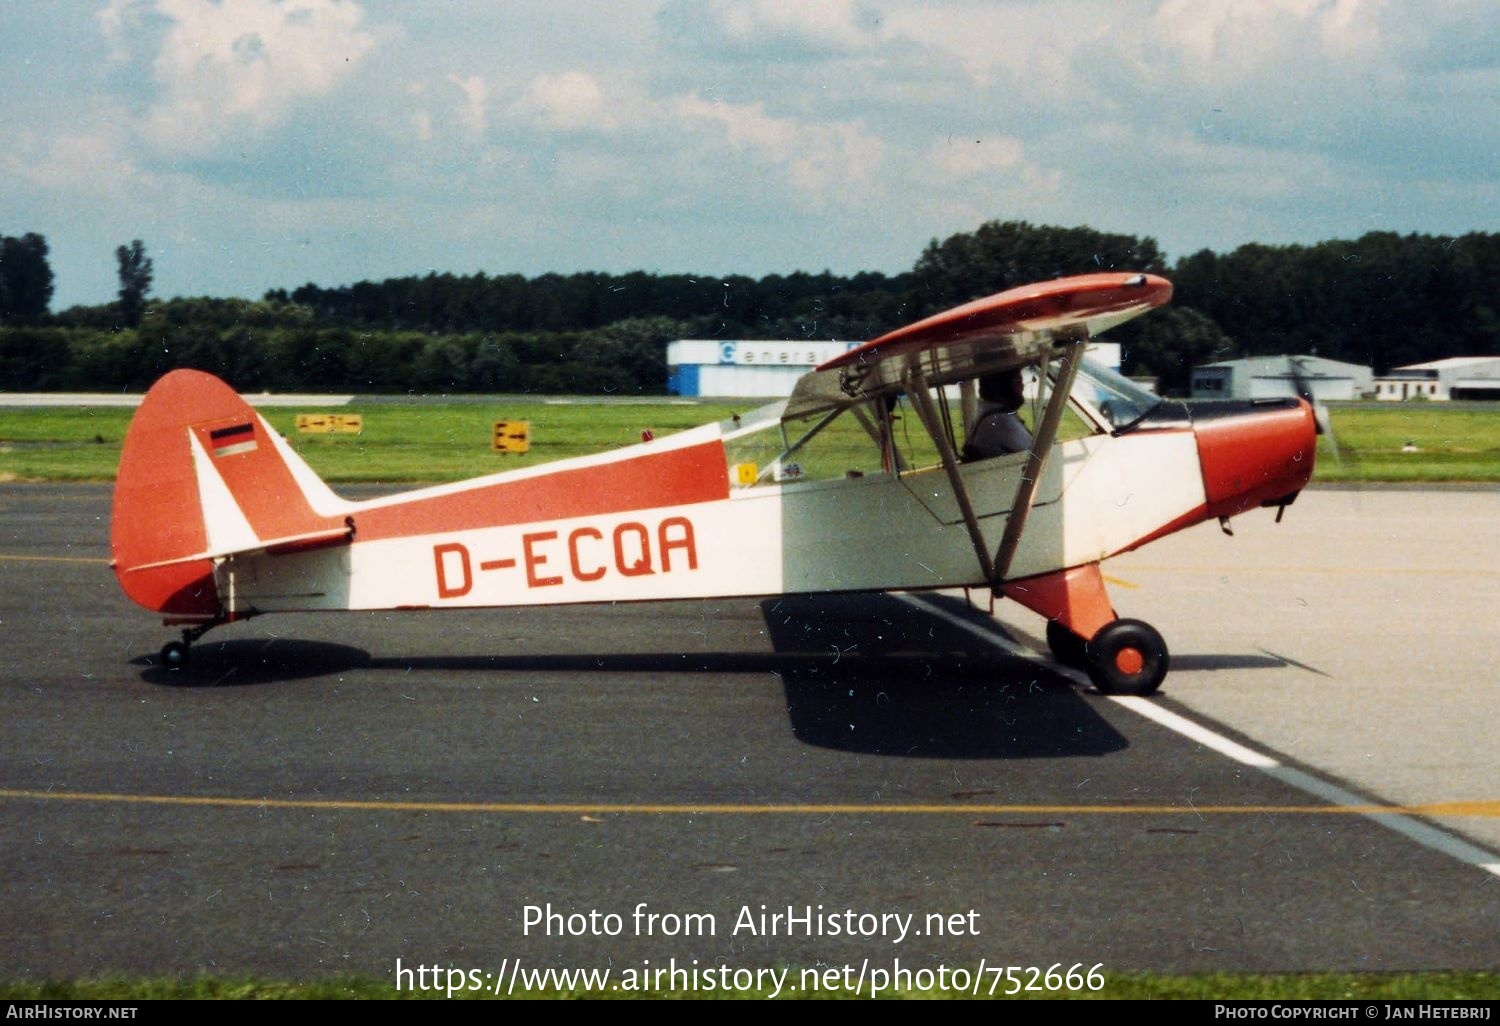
[2, 223, 1497, 395]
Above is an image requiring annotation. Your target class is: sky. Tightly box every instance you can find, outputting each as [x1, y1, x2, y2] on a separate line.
[3, 0, 1496, 310]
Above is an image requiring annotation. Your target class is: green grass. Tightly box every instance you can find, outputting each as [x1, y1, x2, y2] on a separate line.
[4, 971, 1497, 1000]
[263, 401, 751, 483]
[0, 399, 1497, 484]
[1317, 402, 1500, 482]
[0, 400, 746, 484]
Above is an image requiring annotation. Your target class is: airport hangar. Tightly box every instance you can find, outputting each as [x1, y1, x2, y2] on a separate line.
[1190, 355, 1374, 402]
[1373, 357, 1500, 401]
[666, 340, 1123, 398]
[1190, 354, 1500, 402]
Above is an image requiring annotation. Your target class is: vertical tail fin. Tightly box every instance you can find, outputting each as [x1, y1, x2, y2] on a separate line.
[111, 370, 349, 616]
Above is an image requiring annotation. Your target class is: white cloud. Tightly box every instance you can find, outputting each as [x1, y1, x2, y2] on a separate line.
[1317, 0, 1383, 57]
[878, 2, 1090, 86]
[659, 0, 883, 57]
[924, 135, 1025, 178]
[4, 129, 138, 196]
[411, 108, 434, 143]
[671, 93, 885, 198]
[99, 0, 154, 62]
[12, 0, 1495, 307]
[514, 71, 618, 132]
[673, 95, 796, 159]
[120, 0, 376, 156]
[1150, 0, 1382, 75]
[446, 74, 489, 138]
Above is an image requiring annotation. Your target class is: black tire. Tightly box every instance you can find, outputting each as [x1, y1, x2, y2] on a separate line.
[1086, 619, 1168, 696]
[1045, 619, 1089, 669]
[160, 641, 190, 672]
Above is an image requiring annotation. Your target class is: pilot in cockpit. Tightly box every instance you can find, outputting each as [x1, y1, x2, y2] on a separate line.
[962, 368, 1032, 461]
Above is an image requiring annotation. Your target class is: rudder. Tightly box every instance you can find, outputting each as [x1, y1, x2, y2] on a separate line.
[111, 370, 348, 616]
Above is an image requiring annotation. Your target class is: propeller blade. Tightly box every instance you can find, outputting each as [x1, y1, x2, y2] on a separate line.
[1290, 357, 1342, 465]
[1315, 402, 1341, 462]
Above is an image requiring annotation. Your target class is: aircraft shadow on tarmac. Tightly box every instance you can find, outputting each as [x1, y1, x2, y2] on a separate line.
[760, 592, 1127, 759]
[131, 591, 1128, 760]
[131, 639, 370, 686]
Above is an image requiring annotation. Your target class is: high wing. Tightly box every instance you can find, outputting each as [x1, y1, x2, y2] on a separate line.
[783, 272, 1172, 421]
[778, 271, 1173, 590]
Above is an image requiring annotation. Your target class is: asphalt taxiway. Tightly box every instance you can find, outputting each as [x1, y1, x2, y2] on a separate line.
[1, 483, 1496, 986]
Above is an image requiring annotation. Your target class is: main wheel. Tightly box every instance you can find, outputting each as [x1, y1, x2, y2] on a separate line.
[160, 640, 190, 672]
[1086, 619, 1168, 696]
[1045, 619, 1089, 669]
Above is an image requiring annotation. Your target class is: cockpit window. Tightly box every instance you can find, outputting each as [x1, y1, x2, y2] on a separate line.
[1065, 357, 1163, 431]
[723, 352, 1164, 488]
[722, 393, 949, 487]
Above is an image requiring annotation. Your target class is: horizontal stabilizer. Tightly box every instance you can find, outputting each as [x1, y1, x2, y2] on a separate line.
[122, 521, 355, 573]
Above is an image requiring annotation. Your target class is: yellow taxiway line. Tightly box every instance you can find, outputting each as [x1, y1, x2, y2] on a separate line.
[0, 553, 110, 565]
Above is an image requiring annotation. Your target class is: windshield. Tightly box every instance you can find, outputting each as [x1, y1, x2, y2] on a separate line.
[1066, 356, 1163, 431]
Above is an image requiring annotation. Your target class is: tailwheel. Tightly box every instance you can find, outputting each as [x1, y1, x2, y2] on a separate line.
[158, 617, 227, 677]
[160, 640, 190, 672]
[1085, 619, 1168, 696]
[1045, 619, 1089, 669]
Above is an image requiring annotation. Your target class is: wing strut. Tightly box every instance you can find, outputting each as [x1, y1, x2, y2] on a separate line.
[848, 401, 908, 474]
[905, 358, 995, 581]
[757, 404, 844, 484]
[989, 337, 1087, 586]
[903, 335, 1086, 592]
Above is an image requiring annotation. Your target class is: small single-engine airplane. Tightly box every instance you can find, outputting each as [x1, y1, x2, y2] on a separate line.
[111, 272, 1316, 694]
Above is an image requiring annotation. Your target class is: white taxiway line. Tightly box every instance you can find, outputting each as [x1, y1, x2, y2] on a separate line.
[895, 591, 1500, 880]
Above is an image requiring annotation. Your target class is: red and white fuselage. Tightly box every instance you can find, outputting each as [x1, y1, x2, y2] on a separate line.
[110, 273, 1316, 693]
[112, 371, 1313, 619]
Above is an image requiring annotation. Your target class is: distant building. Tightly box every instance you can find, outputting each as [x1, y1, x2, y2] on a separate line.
[666, 340, 856, 398]
[1190, 356, 1373, 401]
[1373, 357, 1500, 401]
[1085, 342, 1122, 374]
[667, 339, 1125, 398]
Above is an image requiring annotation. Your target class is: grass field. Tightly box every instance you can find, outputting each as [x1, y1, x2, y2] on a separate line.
[1312, 403, 1500, 482]
[0, 400, 743, 483]
[1, 399, 1496, 484]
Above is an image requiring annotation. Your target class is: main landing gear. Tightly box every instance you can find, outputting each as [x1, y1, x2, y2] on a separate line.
[1045, 619, 1089, 670]
[1048, 618, 1169, 696]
